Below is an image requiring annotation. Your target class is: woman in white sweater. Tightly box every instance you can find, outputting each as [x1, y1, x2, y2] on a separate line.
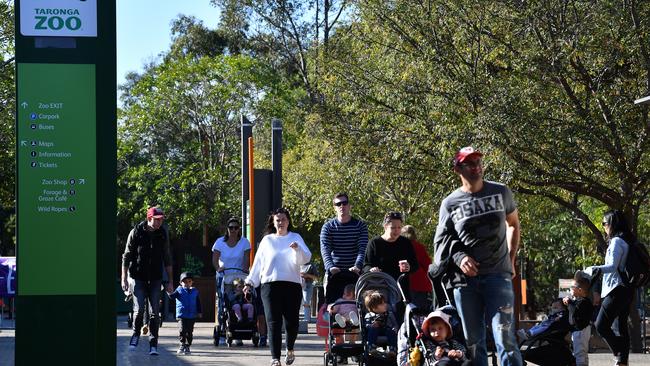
[245, 207, 311, 366]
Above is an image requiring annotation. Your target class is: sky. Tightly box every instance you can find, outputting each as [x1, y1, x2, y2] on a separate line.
[117, 0, 220, 87]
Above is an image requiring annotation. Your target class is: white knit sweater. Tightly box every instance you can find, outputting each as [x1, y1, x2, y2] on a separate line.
[245, 231, 311, 288]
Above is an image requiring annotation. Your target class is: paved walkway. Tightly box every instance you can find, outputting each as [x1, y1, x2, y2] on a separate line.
[1, 316, 649, 365]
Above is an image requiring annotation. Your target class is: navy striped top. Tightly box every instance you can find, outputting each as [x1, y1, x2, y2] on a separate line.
[320, 217, 368, 273]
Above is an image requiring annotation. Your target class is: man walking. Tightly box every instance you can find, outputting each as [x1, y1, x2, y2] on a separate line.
[433, 147, 522, 366]
[320, 193, 368, 304]
[121, 206, 174, 356]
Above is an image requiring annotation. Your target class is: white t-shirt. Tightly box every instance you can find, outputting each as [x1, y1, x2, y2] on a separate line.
[245, 231, 311, 288]
[212, 236, 251, 282]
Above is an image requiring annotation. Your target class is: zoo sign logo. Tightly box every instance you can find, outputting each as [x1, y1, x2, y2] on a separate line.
[34, 8, 82, 31]
[20, 0, 97, 37]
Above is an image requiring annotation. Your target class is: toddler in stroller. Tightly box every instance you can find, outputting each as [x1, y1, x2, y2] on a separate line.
[222, 277, 259, 347]
[418, 310, 471, 366]
[227, 278, 255, 324]
[519, 274, 593, 366]
[517, 298, 567, 341]
[398, 304, 471, 366]
[364, 289, 399, 358]
[326, 284, 362, 364]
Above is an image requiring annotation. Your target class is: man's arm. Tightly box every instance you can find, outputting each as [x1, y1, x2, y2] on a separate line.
[320, 222, 335, 273]
[354, 220, 369, 271]
[505, 209, 521, 278]
[121, 229, 135, 291]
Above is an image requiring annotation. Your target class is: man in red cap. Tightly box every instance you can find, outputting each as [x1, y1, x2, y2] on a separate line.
[121, 206, 173, 356]
[433, 147, 522, 366]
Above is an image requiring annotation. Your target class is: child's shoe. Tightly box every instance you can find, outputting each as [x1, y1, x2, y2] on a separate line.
[334, 313, 347, 328]
[259, 335, 267, 347]
[348, 311, 360, 326]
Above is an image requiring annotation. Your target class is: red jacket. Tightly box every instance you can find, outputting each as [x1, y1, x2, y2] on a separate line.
[410, 240, 433, 292]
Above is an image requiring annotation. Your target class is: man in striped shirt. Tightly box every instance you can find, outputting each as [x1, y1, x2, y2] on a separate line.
[320, 193, 368, 304]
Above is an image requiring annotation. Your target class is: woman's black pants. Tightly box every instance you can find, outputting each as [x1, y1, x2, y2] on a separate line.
[261, 281, 303, 360]
[595, 285, 633, 364]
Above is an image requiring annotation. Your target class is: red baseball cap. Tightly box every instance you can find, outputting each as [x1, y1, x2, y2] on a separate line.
[146, 207, 165, 219]
[453, 146, 483, 166]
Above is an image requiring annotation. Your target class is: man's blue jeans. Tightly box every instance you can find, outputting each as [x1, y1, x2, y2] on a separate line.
[454, 273, 522, 366]
[302, 282, 314, 322]
[133, 279, 162, 347]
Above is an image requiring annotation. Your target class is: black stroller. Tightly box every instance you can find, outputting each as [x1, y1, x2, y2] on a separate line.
[212, 268, 260, 347]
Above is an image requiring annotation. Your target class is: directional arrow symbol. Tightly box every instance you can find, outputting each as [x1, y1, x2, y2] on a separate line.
[20, 141, 27, 146]
[21, 102, 28, 109]
[79, 179, 86, 184]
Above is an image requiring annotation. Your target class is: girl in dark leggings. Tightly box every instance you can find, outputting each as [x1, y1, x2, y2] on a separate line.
[244, 208, 312, 366]
[587, 210, 633, 366]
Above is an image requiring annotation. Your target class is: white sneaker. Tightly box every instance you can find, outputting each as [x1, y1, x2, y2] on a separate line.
[177, 345, 185, 354]
[348, 311, 359, 326]
[149, 346, 159, 355]
[334, 313, 347, 328]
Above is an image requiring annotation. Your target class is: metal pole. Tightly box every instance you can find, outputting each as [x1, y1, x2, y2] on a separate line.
[248, 137, 255, 268]
[241, 116, 252, 231]
[271, 119, 283, 209]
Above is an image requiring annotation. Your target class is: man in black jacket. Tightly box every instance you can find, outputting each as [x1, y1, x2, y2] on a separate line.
[121, 206, 173, 356]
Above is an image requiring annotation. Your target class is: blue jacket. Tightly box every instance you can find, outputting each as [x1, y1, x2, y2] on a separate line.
[169, 286, 201, 319]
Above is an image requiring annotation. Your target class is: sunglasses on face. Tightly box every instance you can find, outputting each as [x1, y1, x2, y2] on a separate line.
[458, 160, 482, 168]
[228, 226, 240, 230]
[333, 200, 349, 207]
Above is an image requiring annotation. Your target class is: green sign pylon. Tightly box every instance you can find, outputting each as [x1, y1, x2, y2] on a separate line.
[14, 1, 116, 364]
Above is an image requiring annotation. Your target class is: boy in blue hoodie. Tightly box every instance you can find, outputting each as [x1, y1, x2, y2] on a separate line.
[168, 272, 202, 354]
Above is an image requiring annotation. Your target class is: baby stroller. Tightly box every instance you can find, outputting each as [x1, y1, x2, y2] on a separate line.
[356, 271, 404, 366]
[519, 303, 593, 366]
[322, 271, 362, 366]
[398, 303, 468, 366]
[213, 268, 260, 347]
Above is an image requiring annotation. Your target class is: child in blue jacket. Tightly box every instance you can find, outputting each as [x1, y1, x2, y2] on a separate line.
[168, 272, 202, 354]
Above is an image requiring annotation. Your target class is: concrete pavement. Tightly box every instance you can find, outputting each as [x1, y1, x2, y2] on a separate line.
[1, 316, 649, 365]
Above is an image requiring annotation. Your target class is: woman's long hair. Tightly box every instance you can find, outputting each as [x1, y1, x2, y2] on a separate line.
[603, 209, 636, 244]
[263, 207, 293, 235]
[223, 217, 242, 241]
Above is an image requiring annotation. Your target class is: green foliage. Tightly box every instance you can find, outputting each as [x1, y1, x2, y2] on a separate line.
[0, 0, 14, 255]
[180, 253, 204, 277]
[117, 54, 289, 236]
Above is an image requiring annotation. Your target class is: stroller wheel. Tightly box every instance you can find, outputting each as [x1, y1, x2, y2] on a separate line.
[323, 352, 331, 366]
[252, 334, 259, 347]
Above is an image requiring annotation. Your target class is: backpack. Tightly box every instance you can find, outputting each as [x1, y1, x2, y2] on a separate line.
[620, 241, 650, 288]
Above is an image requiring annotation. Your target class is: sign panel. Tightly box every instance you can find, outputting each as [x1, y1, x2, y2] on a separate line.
[17, 63, 96, 295]
[20, 0, 97, 37]
[0, 257, 16, 297]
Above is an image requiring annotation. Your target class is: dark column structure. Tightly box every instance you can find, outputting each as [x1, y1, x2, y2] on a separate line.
[271, 118, 283, 210]
[241, 115, 252, 232]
